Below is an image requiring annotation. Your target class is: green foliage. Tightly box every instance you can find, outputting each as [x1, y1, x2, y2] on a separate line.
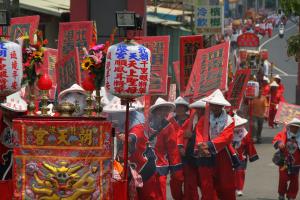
[280, 0, 300, 16]
[287, 34, 300, 59]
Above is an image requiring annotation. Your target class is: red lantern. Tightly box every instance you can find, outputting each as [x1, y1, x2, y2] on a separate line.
[82, 76, 96, 91]
[239, 50, 248, 61]
[260, 49, 269, 60]
[37, 74, 52, 90]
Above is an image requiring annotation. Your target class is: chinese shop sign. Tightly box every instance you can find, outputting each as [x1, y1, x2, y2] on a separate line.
[0, 41, 23, 99]
[10, 15, 40, 43]
[227, 69, 251, 110]
[41, 48, 58, 100]
[237, 33, 260, 47]
[57, 21, 94, 80]
[12, 118, 112, 199]
[193, 41, 230, 99]
[180, 35, 203, 92]
[105, 42, 151, 98]
[136, 36, 169, 95]
[275, 102, 300, 124]
[56, 49, 80, 93]
[195, 5, 224, 35]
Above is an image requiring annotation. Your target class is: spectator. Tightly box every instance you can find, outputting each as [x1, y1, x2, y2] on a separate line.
[251, 90, 269, 143]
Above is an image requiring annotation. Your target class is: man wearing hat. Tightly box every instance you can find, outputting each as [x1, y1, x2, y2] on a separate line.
[148, 97, 182, 200]
[196, 89, 236, 200]
[169, 96, 190, 200]
[233, 114, 259, 196]
[274, 74, 285, 97]
[0, 91, 27, 199]
[269, 81, 284, 128]
[261, 76, 270, 97]
[273, 118, 300, 200]
[179, 98, 206, 200]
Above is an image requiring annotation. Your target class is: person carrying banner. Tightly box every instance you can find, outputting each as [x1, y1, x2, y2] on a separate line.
[148, 98, 183, 200]
[176, 98, 206, 200]
[269, 81, 284, 128]
[196, 89, 236, 200]
[0, 91, 27, 200]
[233, 114, 259, 196]
[272, 118, 300, 200]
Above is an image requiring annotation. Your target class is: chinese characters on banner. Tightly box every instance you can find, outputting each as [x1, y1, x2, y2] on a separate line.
[13, 118, 112, 199]
[0, 42, 22, 97]
[227, 69, 251, 110]
[237, 33, 260, 47]
[193, 41, 230, 99]
[10, 15, 40, 43]
[41, 48, 58, 100]
[168, 84, 177, 102]
[56, 49, 80, 93]
[105, 43, 151, 98]
[180, 35, 203, 92]
[195, 5, 224, 35]
[275, 102, 300, 124]
[136, 36, 169, 95]
[57, 21, 94, 81]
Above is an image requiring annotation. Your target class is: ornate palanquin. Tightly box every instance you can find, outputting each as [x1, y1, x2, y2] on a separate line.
[12, 117, 112, 200]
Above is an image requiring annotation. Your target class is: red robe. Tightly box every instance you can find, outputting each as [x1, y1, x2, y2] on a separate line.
[273, 131, 300, 199]
[262, 84, 270, 97]
[196, 114, 236, 200]
[278, 83, 285, 97]
[269, 90, 285, 127]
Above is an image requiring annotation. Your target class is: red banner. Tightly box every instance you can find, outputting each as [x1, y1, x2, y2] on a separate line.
[172, 61, 180, 88]
[40, 48, 58, 100]
[227, 69, 251, 110]
[191, 41, 230, 100]
[184, 58, 199, 100]
[56, 48, 81, 93]
[168, 84, 177, 102]
[275, 102, 300, 124]
[13, 118, 112, 200]
[57, 21, 94, 81]
[180, 35, 203, 92]
[10, 15, 40, 43]
[136, 36, 169, 95]
[237, 33, 260, 47]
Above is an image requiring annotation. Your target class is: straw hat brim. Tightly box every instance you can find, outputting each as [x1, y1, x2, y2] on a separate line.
[150, 103, 175, 113]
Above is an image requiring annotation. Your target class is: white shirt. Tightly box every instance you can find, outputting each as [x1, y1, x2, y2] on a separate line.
[263, 60, 270, 76]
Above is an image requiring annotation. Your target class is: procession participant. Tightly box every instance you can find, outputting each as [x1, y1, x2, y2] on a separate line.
[233, 114, 259, 196]
[261, 76, 270, 97]
[273, 118, 300, 200]
[0, 91, 27, 200]
[178, 99, 206, 200]
[148, 98, 183, 200]
[269, 81, 284, 128]
[58, 84, 87, 116]
[169, 96, 190, 200]
[251, 89, 269, 143]
[274, 74, 285, 97]
[196, 89, 236, 200]
[266, 20, 273, 38]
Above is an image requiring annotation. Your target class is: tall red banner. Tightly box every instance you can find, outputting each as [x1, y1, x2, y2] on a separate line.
[275, 102, 300, 124]
[180, 35, 203, 92]
[227, 69, 251, 110]
[57, 21, 94, 82]
[10, 15, 40, 43]
[56, 49, 81, 93]
[192, 41, 230, 100]
[136, 36, 169, 95]
[13, 118, 112, 200]
[41, 48, 58, 100]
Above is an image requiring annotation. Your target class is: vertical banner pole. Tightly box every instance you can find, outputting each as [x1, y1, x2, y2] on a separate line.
[123, 100, 130, 200]
[249, 98, 253, 137]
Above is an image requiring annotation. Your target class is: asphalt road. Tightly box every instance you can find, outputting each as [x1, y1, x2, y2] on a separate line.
[166, 20, 299, 200]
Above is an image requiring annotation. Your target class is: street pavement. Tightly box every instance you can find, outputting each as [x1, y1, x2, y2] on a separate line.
[166, 20, 299, 199]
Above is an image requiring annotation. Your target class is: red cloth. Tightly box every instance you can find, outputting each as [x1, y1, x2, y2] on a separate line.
[235, 169, 246, 191]
[278, 168, 299, 199]
[183, 164, 200, 200]
[268, 29, 273, 38]
[262, 85, 270, 97]
[136, 173, 164, 200]
[235, 133, 259, 162]
[170, 170, 184, 200]
[196, 115, 236, 200]
[278, 83, 285, 97]
[0, 180, 13, 200]
[158, 175, 167, 200]
[269, 90, 284, 127]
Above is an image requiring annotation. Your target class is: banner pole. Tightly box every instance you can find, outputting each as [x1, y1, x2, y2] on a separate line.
[123, 100, 130, 200]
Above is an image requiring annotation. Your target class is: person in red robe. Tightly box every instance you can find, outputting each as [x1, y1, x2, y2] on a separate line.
[273, 118, 300, 200]
[148, 98, 183, 200]
[196, 89, 236, 200]
[274, 74, 285, 97]
[261, 76, 270, 97]
[168, 96, 190, 200]
[269, 81, 285, 128]
[232, 114, 259, 196]
[0, 91, 27, 200]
